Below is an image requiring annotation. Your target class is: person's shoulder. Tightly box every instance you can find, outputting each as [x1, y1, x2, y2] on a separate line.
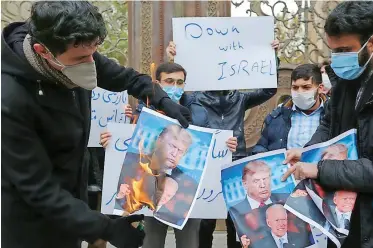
[2, 74, 34, 114]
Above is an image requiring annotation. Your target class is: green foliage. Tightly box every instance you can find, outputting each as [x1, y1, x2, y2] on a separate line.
[92, 1, 129, 66]
[275, 13, 305, 64]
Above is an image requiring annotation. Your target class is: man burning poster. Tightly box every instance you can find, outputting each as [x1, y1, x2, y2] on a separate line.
[221, 149, 316, 248]
[285, 129, 358, 248]
[113, 108, 214, 229]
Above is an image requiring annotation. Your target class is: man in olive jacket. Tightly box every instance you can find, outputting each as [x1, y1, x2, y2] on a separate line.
[1, 2, 191, 248]
[283, 2, 373, 248]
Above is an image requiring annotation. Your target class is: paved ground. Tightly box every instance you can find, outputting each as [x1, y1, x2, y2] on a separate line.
[82, 231, 227, 248]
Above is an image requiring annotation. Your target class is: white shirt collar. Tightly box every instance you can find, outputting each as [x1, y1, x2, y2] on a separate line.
[246, 195, 272, 209]
[335, 208, 351, 227]
[165, 169, 172, 175]
[271, 232, 288, 248]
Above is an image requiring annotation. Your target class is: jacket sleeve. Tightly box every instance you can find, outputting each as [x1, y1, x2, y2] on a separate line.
[251, 115, 271, 155]
[317, 158, 373, 193]
[305, 97, 331, 146]
[94, 52, 168, 107]
[2, 93, 110, 243]
[241, 57, 280, 110]
[242, 88, 277, 110]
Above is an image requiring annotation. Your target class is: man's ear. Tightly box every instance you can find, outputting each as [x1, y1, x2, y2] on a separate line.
[318, 83, 325, 94]
[33, 43, 51, 60]
[367, 36, 373, 54]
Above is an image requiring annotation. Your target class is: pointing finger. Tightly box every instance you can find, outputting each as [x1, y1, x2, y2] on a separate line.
[281, 166, 296, 182]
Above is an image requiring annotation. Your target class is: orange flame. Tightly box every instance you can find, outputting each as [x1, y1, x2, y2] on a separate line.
[122, 138, 160, 213]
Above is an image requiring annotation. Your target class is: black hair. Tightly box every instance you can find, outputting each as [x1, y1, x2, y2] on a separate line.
[321, 60, 330, 67]
[291, 64, 322, 85]
[156, 62, 187, 81]
[28, 1, 107, 55]
[324, 1, 373, 44]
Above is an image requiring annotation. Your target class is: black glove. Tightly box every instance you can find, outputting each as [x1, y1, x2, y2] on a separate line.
[104, 214, 145, 248]
[159, 98, 192, 128]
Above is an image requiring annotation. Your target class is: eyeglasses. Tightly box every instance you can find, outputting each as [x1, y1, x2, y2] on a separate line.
[162, 78, 185, 86]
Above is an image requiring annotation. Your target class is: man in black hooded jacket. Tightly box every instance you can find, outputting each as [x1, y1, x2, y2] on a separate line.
[1, 2, 191, 248]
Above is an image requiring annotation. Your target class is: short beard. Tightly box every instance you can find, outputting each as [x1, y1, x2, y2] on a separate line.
[359, 47, 370, 67]
[358, 47, 373, 76]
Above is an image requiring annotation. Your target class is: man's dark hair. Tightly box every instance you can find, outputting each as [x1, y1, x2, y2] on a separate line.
[28, 1, 107, 55]
[291, 64, 322, 85]
[321, 60, 330, 67]
[156, 62, 187, 81]
[324, 1, 373, 44]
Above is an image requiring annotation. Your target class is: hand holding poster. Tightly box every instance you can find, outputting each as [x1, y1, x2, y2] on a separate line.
[172, 17, 277, 91]
[285, 129, 358, 248]
[88, 87, 129, 147]
[113, 108, 215, 229]
[221, 150, 317, 248]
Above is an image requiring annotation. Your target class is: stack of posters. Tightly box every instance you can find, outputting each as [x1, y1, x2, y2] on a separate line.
[285, 129, 358, 248]
[221, 149, 317, 248]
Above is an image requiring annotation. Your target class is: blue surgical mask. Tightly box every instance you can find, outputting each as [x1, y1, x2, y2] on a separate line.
[163, 86, 184, 102]
[331, 35, 373, 80]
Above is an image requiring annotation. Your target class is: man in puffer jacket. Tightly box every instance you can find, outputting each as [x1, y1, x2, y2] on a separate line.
[252, 64, 328, 154]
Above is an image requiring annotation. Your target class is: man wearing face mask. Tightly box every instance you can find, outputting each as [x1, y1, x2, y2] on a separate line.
[100, 62, 238, 248]
[1, 2, 192, 248]
[166, 40, 280, 248]
[252, 64, 328, 153]
[283, 2, 373, 248]
[320, 61, 338, 97]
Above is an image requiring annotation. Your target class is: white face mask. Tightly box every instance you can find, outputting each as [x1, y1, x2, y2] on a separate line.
[48, 50, 97, 90]
[291, 89, 317, 110]
[322, 73, 332, 90]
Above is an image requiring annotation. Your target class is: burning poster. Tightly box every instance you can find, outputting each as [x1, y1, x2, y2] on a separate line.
[221, 149, 316, 248]
[285, 129, 358, 248]
[113, 108, 215, 229]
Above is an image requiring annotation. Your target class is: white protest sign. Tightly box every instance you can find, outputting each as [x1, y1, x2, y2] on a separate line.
[190, 130, 233, 219]
[173, 16, 277, 91]
[100, 123, 134, 214]
[88, 87, 129, 147]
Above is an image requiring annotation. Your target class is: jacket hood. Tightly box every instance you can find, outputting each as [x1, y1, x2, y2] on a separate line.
[2, 22, 44, 82]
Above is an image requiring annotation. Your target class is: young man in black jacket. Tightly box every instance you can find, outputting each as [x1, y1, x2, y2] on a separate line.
[166, 40, 279, 248]
[283, 2, 373, 248]
[1, 2, 191, 248]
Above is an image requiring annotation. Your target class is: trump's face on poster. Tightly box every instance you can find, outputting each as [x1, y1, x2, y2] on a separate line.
[155, 125, 192, 170]
[321, 144, 348, 160]
[242, 160, 271, 203]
